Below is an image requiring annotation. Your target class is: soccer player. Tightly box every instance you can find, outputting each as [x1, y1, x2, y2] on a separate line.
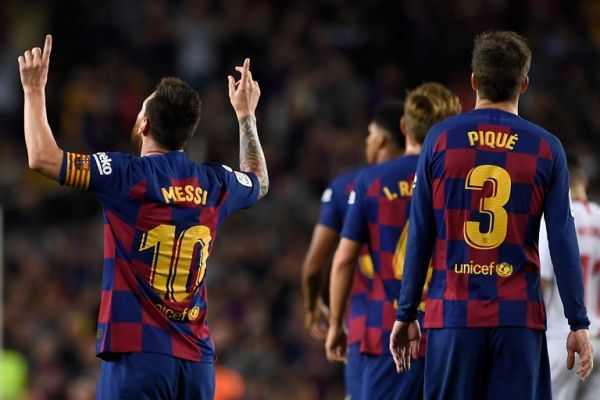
[301, 101, 405, 399]
[18, 35, 268, 399]
[539, 155, 600, 400]
[390, 31, 594, 400]
[326, 83, 461, 400]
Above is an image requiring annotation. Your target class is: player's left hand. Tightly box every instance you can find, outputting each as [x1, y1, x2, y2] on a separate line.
[566, 328, 594, 380]
[304, 297, 330, 341]
[325, 323, 348, 363]
[18, 35, 52, 94]
[389, 320, 421, 373]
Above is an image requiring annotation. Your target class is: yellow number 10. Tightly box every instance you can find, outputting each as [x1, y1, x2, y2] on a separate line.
[464, 165, 511, 250]
[140, 224, 212, 302]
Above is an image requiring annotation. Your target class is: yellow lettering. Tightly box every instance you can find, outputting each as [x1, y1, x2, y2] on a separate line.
[202, 190, 208, 205]
[175, 186, 185, 202]
[484, 131, 495, 148]
[496, 133, 508, 148]
[506, 134, 518, 150]
[383, 186, 397, 200]
[194, 187, 202, 205]
[184, 185, 194, 202]
[473, 264, 481, 274]
[399, 181, 412, 197]
[161, 187, 177, 204]
[467, 131, 478, 146]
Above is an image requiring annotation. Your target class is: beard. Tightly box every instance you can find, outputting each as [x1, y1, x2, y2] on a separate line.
[131, 120, 143, 154]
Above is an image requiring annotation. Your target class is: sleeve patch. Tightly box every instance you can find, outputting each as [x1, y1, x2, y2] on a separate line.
[92, 152, 113, 175]
[65, 152, 91, 190]
[221, 164, 233, 172]
[234, 171, 253, 187]
[321, 188, 333, 203]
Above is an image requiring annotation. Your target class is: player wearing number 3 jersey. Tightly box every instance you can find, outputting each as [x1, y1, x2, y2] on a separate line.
[18, 35, 267, 399]
[390, 31, 593, 400]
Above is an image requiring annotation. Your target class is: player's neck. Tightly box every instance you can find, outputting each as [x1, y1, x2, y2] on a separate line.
[377, 147, 403, 163]
[475, 96, 519, 115]
[140, 139, 182, 157]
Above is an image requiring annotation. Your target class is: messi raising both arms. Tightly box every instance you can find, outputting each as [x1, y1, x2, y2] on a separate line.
[19, 35, 267, 400]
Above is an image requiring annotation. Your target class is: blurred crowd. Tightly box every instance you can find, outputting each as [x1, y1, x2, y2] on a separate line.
[1, 0, 599, 399]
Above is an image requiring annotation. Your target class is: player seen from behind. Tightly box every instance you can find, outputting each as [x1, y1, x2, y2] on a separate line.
[390, 31, 593, 400]
[326, 83, 461, 400]
[301, 102, 405, 399]
[18, 35, 267, 399]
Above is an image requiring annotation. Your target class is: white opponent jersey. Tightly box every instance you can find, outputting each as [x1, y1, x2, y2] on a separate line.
[540, 200, 600, 338]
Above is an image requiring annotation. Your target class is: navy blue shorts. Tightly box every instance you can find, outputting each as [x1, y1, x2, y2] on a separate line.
[360, 352, 424, 400]
[345, 344, 366, 399]
[97, 352, 215, 400]
[425, 327, 551, 400]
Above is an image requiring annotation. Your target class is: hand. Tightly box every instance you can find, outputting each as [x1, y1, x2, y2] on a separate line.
[18, 35, 52, 94]
[325, 323, 348, 363]
[228, 58, 260, 118]
[566, 329, 594, 380]
[389, 320, 421, 373]
[304, 298, 330, 341]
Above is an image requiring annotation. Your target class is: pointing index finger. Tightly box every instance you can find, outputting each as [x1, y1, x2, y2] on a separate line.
[43, 35, 52, 61]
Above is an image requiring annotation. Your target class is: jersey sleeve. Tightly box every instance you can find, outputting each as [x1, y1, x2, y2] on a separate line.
[340, 174, 368, 243]
[210, 164, 260, 215]
[396, 133, 437, 322]
[538, 216, 554, 282]
[59, 151, 132, 205]
[544, 142, 589, 331]
[317, 183, 344, 230]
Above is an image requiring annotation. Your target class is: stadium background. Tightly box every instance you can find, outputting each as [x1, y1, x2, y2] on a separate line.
[1, 0, 599, 399]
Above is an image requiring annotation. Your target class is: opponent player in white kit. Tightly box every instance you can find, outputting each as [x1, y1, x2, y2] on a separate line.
[539, 155, 599, 399]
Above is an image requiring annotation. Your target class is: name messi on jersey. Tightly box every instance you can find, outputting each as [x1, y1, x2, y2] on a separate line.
[161, 185, 208, 205]
[383, 180, 413, 200]
[467, 130, 519, 150]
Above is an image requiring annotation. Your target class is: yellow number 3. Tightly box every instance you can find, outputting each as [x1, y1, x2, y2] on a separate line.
[464, 165, 511, 249]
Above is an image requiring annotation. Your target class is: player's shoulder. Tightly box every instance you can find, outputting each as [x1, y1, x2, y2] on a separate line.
[328, 168, 362, 190]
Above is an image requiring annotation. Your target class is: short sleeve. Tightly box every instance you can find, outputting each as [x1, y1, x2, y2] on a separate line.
[341, 175, 368, 243]
[59, 151, 132, 205]
[317, 184, 344, 230]
[209, 164, 260, 214]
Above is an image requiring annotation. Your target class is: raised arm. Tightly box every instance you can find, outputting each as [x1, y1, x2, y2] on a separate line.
[228, 58, 269, 198]
[18, 35, 63, 180]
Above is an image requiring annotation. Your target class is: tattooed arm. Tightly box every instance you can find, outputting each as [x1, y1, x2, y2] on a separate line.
[228, 58, 269, 198]
[238, 115, 268, 198]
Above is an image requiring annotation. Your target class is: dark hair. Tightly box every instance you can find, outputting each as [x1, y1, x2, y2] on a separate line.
[471, 31, 532, 102]
[373, 101, 405, 148]
[405, 82, 461, 144]
[145, 77, 202, 150]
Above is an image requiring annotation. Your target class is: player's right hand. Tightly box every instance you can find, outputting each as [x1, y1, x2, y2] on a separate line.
[18, 35, 52, 94]
[325, 323, 348, 363]
[304, 297, 330, 341]
[389, 320, 421, 374]
[566, 328, 594, 380]
[228, 58, 260, 119]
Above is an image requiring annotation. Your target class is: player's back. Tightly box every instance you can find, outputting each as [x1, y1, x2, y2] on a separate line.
[343, 155, 419, 354]
[422, 108, 566, 330]
[62, 150, 259, 361]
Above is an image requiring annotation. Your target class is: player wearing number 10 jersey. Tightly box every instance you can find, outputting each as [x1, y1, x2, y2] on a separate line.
[390, 31, 593, 400]
[18, 36, 268, 399]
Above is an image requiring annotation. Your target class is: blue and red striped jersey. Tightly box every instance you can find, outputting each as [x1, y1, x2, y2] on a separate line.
[318, 170, 371, 347]
[396, 108, 589, 331]
[341, 155, 419, 355]
[60, 151, 260, 361]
